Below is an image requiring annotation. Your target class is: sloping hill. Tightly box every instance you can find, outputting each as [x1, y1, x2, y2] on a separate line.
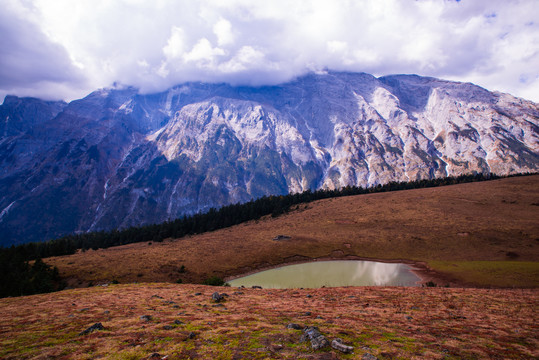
[46, 175, 539, 288]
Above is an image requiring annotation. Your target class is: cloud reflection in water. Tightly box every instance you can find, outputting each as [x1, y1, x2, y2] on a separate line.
[228, 260, 420, 289]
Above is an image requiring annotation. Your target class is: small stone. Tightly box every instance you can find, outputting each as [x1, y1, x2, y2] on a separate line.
[174, 320, 184, 325]
[233, 291, 244, 295]
[194, 292, 202, 296]
[252, 285, 262, 289]
[151, 295, 164, 299]
[188, 332, 196, 339]
[304, 312, 312, 316]
[269, 344, 284, 352]
[211, 292, 224, 303]
[162, 325, 173, 330]
[79, 322, 104, 336]
[146, 353, 163, 359]
[406, 316, 413, 320]
[286, 323, 303, 330]
[140, 315, 152, 321]
[331, 338, 354, 354]
[306, 294, 313, 298]
[78, 308, 90, 312]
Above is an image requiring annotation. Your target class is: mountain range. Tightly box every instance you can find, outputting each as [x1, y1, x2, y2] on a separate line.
[1, 71, 538, 245]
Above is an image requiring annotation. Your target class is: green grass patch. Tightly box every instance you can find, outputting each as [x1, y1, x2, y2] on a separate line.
[381, 332, 416, 344]
[428, 261, 539, 287]
[108, 349, 149, 360]
[247, 330, 265, 350]
[153, 337, 173, 344]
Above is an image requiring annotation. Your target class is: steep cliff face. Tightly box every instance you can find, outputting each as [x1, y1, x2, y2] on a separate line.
[0, 71, 537, 245]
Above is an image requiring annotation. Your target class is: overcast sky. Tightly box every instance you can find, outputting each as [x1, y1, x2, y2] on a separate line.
[1, 0, 538, 102]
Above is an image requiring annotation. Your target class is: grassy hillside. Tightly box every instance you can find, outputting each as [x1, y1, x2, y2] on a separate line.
[0, 283, 537, 359]
[46, 175, 539, 288]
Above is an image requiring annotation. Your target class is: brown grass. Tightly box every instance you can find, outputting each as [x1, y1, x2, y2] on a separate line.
[46, 175, 539, 288]
[0, 284, 537, 359]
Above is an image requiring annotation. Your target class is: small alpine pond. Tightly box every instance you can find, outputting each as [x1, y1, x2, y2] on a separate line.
[227, 260, 421, 288]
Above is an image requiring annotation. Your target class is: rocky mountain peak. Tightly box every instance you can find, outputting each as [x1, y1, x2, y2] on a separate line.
[0, 71, 537, 245]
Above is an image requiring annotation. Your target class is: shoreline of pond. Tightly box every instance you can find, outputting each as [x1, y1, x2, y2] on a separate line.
[224, 255, 462, 288]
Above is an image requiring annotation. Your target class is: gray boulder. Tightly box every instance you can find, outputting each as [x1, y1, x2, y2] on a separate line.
[331, 338, 354, 353]
[301, 326, 330, 350]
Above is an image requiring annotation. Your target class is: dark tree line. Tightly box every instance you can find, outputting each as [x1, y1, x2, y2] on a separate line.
[0, 252, 63, 298]
[0, 171, 534, 297]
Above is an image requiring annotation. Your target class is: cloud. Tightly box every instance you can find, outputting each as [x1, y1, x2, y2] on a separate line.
[1, 0, 538, 102]
[0, 1, 87, 100]
[213, 18, 235, 47]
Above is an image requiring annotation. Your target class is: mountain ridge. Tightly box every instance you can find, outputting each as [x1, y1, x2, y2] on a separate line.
[1, 71, 538, 245]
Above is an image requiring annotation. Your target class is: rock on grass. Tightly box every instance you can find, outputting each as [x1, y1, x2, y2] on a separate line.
[331, 338, 354, 353]
[301, 326, 330, 350]
[79, 322, 104, 336]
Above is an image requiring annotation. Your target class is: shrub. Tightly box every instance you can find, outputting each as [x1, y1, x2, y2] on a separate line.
[202, 276, 225, 286]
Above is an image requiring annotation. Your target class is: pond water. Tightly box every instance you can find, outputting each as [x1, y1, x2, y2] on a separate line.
[227, 260, 421, 288]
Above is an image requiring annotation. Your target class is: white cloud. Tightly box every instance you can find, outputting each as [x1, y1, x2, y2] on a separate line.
[0, 0, 538, 102]
[213, 18, 235, 46]
[183, 38, 226, 65]
[220, 46, 267, 73]
[163, 27, 186, 60]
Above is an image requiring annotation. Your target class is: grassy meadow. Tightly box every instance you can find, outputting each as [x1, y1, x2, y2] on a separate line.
[0, 283, 537, 359]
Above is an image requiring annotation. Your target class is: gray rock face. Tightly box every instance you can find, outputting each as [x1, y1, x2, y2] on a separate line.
[0, 71, 538, 245]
